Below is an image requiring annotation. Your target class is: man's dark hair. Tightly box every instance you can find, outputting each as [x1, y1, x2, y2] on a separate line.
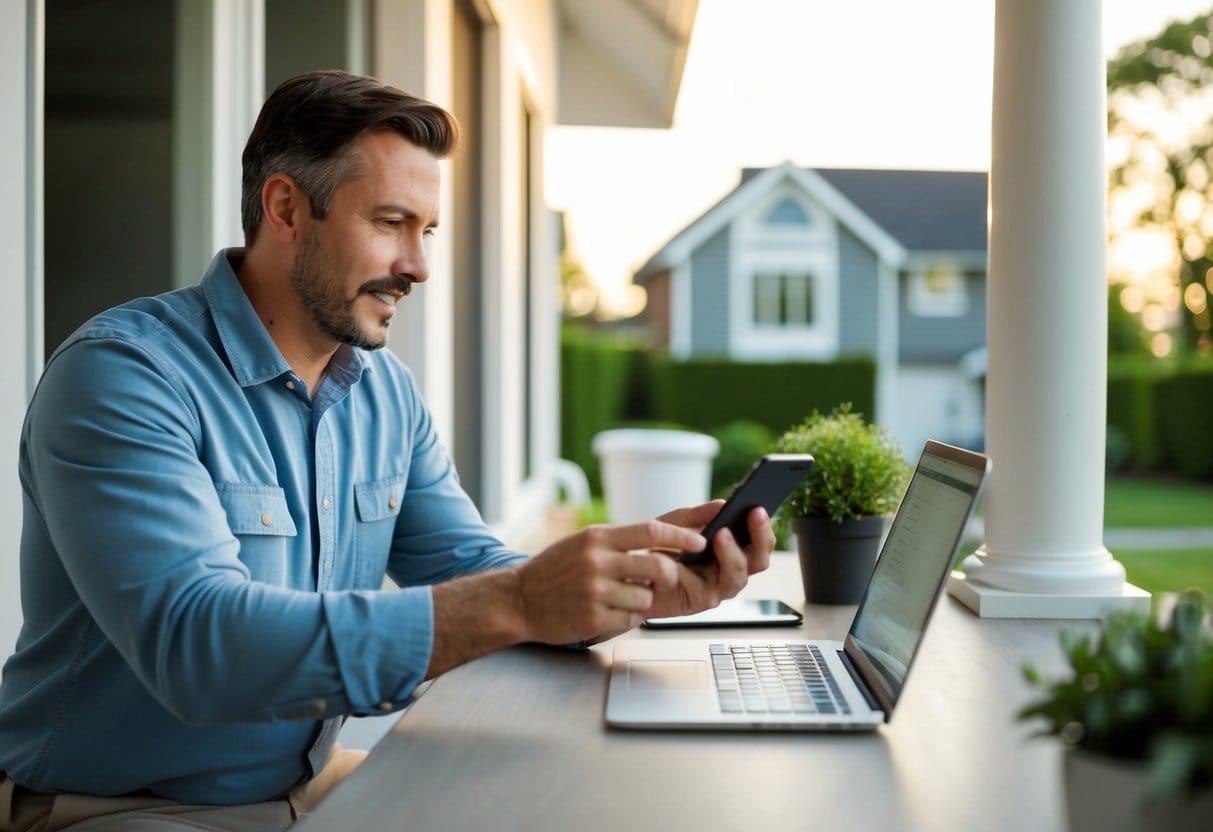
[241, 70, 460, 245]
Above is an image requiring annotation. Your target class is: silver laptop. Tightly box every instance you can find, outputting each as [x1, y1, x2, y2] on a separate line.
[605, 440, 990, 731]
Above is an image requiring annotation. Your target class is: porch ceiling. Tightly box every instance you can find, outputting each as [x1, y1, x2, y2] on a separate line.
[555, 0, 698, 128]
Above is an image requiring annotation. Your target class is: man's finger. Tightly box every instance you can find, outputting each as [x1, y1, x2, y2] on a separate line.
[601, 579, 655, 613]
[596, 520, 706, 556]
[656, 500, 725, 528]
[612, 550, 679, 590]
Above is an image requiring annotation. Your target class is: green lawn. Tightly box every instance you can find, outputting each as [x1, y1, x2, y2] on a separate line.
[1116, 548, 1213, 597]
[1104, 476, 1213, 527]
[1103, 478, 1212, 600]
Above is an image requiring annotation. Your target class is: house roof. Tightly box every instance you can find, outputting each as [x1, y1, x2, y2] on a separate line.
[743, 167, 989, 252]
[635, 161, 910, 280]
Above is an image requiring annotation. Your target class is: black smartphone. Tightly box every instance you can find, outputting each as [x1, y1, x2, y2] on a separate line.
[677, 453, 814, 565]
[643, 598, 804, 629]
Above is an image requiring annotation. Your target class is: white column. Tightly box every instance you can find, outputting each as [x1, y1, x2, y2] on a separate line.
[947, 0, 1148, 618]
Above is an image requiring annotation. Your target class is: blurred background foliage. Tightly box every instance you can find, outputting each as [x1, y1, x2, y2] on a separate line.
[1108, 8, 1213, 359]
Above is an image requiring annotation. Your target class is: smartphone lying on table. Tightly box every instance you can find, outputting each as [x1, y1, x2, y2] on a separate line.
[643, 598, 803, 629]
[676, 453, 814, 565]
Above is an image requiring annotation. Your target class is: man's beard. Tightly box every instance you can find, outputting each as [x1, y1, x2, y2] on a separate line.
[289, 228, 402, 351]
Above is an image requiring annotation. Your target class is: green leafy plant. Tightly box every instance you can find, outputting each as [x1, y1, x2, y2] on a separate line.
[1019, 590, 1213, 805]
[773, 404, 910, 524]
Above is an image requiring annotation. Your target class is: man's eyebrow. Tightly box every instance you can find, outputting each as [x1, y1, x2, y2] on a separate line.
[373, 204, 439, 228]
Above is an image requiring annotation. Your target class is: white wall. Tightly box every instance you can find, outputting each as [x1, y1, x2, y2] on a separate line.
[0, 0, 41, 656]
[892, 364, 985, 458]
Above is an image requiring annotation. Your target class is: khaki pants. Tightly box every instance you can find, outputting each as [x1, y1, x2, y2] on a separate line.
[0, 745, 367, 832]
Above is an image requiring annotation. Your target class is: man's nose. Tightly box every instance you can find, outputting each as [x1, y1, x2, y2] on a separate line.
[393, 241, 429, 285]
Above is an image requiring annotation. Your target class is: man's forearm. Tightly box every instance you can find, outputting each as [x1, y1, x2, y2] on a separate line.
[426, 565, 529, 678]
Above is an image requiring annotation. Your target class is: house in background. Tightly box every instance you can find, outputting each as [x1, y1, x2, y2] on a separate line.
[636, 161, 989, 454]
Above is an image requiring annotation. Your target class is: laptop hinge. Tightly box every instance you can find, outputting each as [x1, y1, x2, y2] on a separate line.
[838, 649, 882, 715]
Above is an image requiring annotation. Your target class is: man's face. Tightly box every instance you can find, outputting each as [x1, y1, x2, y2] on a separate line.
[289, 130, 440, 351]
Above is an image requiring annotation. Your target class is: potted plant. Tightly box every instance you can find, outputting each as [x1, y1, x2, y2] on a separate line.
[1018, 590, 1213, 831]
[774, 404, 910, 604]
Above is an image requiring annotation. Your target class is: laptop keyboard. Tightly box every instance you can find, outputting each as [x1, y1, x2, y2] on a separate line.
[709, 643, 851, 715]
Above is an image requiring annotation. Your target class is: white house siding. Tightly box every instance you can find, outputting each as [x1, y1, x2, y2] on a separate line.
[893, 363, 985, 457]
[726, 178, 840, 362]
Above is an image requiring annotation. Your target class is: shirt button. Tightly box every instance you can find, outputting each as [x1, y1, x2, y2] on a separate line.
[378, 701, 393, 712]
[323, 560, 332, 574]
[261, 512, 273, 526]
[285, 380, 296, 391]
[310, 700, 325, 717]
[388, 497, 398, 509]
[322, 498, 331, 510]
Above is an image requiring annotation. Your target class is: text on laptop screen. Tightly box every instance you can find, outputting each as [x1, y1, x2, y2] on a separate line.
[847, 451, 984, 698]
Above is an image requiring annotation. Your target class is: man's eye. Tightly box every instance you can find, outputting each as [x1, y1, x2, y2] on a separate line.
[377, 218, 403, 228]
[423, 227, 436, 238]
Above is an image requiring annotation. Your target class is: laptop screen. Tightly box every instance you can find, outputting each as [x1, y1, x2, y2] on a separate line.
[846, 444, 987, 702]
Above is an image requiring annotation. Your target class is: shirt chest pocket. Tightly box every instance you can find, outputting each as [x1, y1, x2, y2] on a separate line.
[353, 474, 405, 588]
[215, 483, 298, 585]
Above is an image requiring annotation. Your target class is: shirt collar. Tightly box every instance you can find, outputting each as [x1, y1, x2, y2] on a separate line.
[200, 248, 369, 389]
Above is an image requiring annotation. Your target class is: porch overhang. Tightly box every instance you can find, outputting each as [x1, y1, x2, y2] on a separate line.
[555, 0, 698, 128]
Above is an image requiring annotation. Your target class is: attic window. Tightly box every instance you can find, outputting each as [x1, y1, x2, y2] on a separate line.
[764, 197, 810, 226]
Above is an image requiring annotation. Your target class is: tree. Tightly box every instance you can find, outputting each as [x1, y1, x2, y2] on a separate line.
[1108, 9, 1213, 357]
[557, 212, 601, 320]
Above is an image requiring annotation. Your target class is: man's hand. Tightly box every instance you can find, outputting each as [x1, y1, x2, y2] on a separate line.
[425, 501, 776, 679]
[514, 500, 776, 644]
[511, 519, 703, 645]
[642, 501, 777, 621]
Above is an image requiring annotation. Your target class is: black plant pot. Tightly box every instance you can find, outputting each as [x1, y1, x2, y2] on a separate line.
[792, 515, 884, 605]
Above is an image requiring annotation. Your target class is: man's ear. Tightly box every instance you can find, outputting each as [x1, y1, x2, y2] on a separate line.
[261, 173, 307, 243]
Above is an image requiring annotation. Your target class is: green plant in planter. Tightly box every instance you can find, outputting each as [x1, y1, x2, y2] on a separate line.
[1018, 590, 1213, 806]
[773, 404, 910, 526]
[773, 405, 911, 604]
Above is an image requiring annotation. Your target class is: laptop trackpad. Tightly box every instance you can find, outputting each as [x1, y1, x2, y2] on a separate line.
[627, 660, 709, 691]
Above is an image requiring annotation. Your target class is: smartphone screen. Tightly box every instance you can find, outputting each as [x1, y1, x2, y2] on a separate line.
[677, 453, 814, 565]
[643, 598, 804, 628]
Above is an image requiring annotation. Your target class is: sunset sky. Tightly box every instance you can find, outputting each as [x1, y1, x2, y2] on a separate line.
[547, 0, 1213, 316]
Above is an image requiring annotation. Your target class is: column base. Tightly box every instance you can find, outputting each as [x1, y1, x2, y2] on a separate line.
[946, 571, 1151, 619]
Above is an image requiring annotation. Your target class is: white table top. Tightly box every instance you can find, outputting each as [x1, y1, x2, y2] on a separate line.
[296, 553, 1076, 831]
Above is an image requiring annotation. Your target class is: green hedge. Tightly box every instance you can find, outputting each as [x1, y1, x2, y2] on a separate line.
[1107, 357, 1213, 479]
[1155, 362, 1213, 479]
[647, 355, 877, 437]
[559, 328, 878, 495]
[559, 326, 650, 491]
[1107, 360, 1163, 470]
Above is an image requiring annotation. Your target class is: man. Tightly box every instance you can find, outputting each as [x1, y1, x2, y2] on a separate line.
[0, 71, 774, 831]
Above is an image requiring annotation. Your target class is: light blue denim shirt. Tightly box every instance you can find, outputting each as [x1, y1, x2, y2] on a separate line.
[0, 250, 524, 805]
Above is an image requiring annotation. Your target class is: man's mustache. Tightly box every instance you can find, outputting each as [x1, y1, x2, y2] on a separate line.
[358, 276, 413, 297]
